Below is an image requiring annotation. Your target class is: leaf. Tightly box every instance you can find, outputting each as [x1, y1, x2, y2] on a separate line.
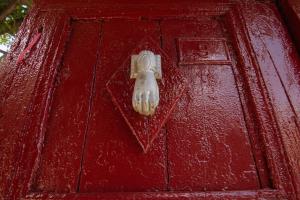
[0, 0, 31, 57]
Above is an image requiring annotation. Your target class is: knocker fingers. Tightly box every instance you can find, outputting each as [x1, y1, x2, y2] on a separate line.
[142, 91, 150, 116]
[149, 91, 156, 115]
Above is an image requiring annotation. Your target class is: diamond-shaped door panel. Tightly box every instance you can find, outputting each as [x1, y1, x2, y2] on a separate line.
[106, 37, 186, 152]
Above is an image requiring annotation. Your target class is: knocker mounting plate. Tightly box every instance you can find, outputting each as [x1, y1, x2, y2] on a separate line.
[106, 37, 186, 152]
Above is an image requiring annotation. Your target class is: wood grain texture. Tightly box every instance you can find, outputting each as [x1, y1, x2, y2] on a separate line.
[240, 3, 300, 197]
[0, 11, 66, 199]
[32, 20, 102, 193]
[161, 19, 260, 191]
[0, 1, 299, 200]
[79, 19, 167, 192]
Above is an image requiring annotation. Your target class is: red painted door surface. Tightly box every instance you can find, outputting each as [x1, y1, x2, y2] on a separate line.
[1, 1, 300, 200]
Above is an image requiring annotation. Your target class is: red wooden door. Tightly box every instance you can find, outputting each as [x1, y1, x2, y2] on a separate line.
[1, 1, 300, 200]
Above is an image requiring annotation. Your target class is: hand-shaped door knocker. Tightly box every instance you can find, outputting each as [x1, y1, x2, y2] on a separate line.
[131, 50, 162, 116]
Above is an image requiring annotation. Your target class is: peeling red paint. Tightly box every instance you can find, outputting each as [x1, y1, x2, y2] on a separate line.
[17, 32, 42, 64]
[107, 36, 186, 153]
[0, 1, 300, 200]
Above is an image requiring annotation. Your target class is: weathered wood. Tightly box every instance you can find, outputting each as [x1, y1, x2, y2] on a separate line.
[0, 1, 299, 200]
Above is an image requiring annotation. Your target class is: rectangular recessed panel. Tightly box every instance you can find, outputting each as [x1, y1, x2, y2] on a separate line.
[32, 21, 101, 192]
[32, 17, 267, 195]
[177, 38, 231, 65]
[161, 19, 260, 191]
[79, 19, 167, 192]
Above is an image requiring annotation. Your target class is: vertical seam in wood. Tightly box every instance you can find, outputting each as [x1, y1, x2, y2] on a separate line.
[164, 127, 170, 191]
[258, 35, 300, 133]
[234, 5, 296, 197]
[223, 13, 270, 188]
[24, 15, 73, 195]
[8, 12, 69, 198]
[229, 64, 264, 188]
[76, 20, 104, 192]
[157, 19, 170, 191]
[239, 11, 296, 194]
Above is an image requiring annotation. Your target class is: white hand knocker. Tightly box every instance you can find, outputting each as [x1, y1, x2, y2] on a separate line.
[131, 50, 162, 116]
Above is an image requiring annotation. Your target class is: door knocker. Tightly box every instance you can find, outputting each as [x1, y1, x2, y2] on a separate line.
[106, 37, 185, 151]
[131, 50, 162, 116]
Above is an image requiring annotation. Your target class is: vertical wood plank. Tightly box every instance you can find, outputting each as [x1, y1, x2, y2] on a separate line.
[161, 19, 260, 191]
[0, 11, 61, 198]
[79, 19, 167, 192]
[32, 20, 101, 192]
[241, 3, 300, 197]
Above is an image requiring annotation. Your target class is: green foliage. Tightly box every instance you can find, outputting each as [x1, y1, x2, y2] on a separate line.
[0, 32, 14, 49]
[0, 3, 30, 35]
[0, 0, 31, 58]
